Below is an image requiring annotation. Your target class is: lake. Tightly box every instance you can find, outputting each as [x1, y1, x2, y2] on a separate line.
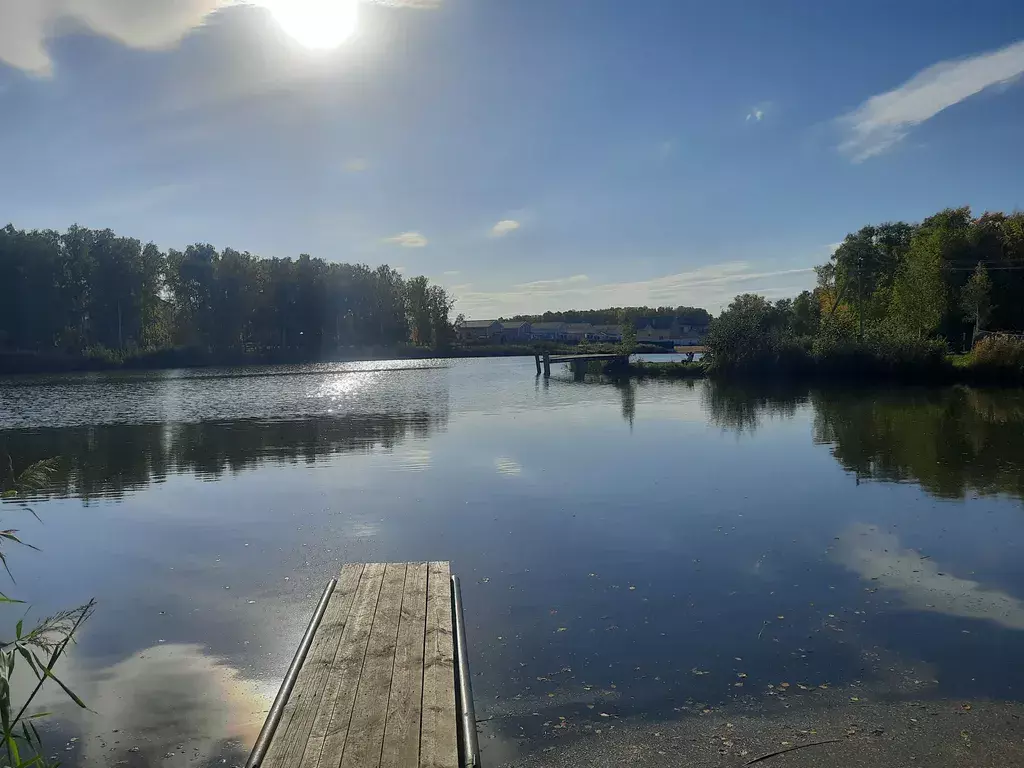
[3, 358, 1024, 767]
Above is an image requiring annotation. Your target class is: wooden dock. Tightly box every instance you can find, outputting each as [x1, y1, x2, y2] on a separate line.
[534, 352, 628, 377]
[247, 562, 478, 768]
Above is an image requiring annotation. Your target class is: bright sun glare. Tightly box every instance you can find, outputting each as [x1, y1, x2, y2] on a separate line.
[260, 0, 359, 49]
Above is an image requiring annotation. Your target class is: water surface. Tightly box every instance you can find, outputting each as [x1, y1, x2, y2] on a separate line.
[2, 359, 1024, 766]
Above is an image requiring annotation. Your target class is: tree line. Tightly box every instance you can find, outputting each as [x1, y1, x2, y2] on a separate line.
[507, 306, 712, 326]
[706, 207, 1024, 378]
[0, 223, 456, 362]
[819, 206, 1024, 343]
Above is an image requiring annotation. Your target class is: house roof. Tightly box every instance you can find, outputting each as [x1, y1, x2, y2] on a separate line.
[460, 319, 499, 328]
[565, 323, 594, 333]
[531, 322, 568, 331]
[592, 324, 622, 333]
[500, 321, 530, 330]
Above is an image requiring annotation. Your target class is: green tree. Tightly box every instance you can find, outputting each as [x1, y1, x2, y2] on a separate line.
[888, 230, 945, 339]
[620, 316, 637, 353]
[961, 263, 992, 343]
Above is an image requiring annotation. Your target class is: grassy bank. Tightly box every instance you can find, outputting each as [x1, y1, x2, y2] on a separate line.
[592, 335, 1024, 385]
[600, 359, 707, 379]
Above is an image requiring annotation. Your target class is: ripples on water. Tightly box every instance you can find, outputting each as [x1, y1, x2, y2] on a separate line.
[3, 360, 1024, 766]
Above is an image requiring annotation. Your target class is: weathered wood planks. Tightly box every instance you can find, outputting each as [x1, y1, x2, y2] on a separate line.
[254, 562, 459, 768]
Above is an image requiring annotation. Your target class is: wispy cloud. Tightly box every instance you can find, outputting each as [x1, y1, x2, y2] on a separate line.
[344, 158, 369, 173]
[384, 231, 428, 248]
[449, 262, 815, 317]
[746, 108, 764, 122]
[0, 0, 441, 74]
[490, 219, 521, 238]
[838, 39, 1024, 162]
[514, 274, 589, 292]
[371, 0, 441, 6]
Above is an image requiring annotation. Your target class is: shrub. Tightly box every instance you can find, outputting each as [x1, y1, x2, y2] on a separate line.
[968, 335, 1024, 378]
[705, 295, 813, 375]
[814, 333, 949, 379]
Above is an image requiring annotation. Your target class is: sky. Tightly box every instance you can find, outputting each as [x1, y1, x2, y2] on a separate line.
[1, 0, 1023, 318]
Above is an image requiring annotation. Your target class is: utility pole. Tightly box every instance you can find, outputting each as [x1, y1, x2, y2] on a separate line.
[857, 257, 864, 343]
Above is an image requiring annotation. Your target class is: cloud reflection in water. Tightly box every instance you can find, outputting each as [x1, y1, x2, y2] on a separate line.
[835, 524, 1024, 630]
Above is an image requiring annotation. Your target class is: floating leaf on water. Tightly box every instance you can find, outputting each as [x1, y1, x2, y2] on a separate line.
[777, 615, 785, 620]
[628, 586, 636, 591]
[850, 696, 860, 702]
[556, 627, 568, 632]
[780, 682, 790, 688]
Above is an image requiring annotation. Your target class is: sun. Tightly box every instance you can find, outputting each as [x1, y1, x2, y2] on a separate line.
[261, 0, 359, 49]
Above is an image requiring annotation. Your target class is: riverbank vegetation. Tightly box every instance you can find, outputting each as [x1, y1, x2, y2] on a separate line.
[704, 207, 1024, 383]
[0, 223, 457, 373]
[2, 459, 94, 767]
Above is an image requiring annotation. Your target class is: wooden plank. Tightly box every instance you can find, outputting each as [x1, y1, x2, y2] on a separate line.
[419, 561, 458, 768]
[261, 564, 364, 768]
[380, 563, 428, 768]
[339, 563, 407, 768]
[307, 562, 386, 768]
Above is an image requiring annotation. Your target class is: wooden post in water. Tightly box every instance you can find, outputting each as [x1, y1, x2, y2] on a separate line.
[543, 352, 551, 377]
[534, 354, 542, 375]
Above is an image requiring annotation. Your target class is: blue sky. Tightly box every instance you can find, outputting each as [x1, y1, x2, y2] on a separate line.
[1, 0, 1023, 317]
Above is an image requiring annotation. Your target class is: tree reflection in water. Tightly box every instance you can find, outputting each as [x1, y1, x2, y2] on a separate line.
[0, 410, 447, 502]
[703, 381, 1024, 501]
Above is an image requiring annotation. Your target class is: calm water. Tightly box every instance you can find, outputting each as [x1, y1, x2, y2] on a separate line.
[2, 359, 1024, 766]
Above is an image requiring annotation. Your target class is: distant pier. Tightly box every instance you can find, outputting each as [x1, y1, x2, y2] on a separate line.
[534, 352, 628, 378]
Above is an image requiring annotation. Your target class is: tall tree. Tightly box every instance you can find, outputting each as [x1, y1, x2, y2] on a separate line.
[960, 263, 992, 344]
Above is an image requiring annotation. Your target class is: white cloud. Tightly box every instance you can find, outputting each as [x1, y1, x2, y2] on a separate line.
[344, 157, 369, 173]
[0, 0, 441, 75]
[384, 231, 428, 248]
[838, 39, 1024, 162]
[451, 262, 815, 317]
[0, 0, 228, 74]
[490, 219, 521, 238]
[745, 108, 764, 122]
[515, 274, 589, 292]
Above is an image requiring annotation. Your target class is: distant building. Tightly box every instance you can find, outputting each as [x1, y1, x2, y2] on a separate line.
[457, 319, 503, 342]
[591, 324, 623, 342]
[635, 316, 709, 348]
[499, 321, 532, 343]
[530, 322, 569, 342]
[564, 323, 595, 342]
